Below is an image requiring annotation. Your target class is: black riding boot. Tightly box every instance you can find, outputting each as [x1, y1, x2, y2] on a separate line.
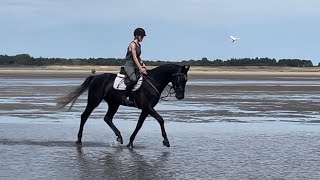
[121, 83, 134, 106]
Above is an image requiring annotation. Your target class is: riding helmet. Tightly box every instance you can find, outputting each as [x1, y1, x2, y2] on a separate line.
[134, 28, 146, 37]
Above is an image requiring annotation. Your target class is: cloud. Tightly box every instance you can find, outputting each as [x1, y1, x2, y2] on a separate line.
[1, 0, 319, 29]
[0, 0, 223, 27]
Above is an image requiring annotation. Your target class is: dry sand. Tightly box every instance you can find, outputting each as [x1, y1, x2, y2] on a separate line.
[1, 66, 320, 79]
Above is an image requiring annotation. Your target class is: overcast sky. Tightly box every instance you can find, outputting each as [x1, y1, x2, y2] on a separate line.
[1, 0, 319, 64]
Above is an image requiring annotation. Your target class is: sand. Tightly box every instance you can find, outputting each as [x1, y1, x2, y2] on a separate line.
[1, 66, 320, 79]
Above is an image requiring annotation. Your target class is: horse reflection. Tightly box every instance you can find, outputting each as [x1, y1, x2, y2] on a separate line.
[75, 146, 171, 179]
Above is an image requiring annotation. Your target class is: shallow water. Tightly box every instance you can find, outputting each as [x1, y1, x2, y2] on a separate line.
[0, 122, 319, 180]
[188, 79, 320, 86]
[0, 77, 320, 179]
[1, 77, 320, 123]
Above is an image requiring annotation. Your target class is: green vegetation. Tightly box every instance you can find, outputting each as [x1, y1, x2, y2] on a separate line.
[0, 54, 314, 67]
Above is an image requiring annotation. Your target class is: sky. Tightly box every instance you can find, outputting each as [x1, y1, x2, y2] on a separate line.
[1, 0, 320, 64]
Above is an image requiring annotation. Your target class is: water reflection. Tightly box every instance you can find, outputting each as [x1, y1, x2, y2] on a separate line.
[75, 146, 171, 179]
[187, 79, 320, 86]
[0, 78, 82, 87]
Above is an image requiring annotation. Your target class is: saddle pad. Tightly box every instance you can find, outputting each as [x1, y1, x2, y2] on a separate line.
[113, 73, 143, 91]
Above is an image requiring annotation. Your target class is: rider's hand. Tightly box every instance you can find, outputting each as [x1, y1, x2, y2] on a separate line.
[141, 62, 147, 70]
[140, 67, 147, 75]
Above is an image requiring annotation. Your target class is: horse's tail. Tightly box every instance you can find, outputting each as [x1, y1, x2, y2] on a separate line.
[56, 75, 95, 110]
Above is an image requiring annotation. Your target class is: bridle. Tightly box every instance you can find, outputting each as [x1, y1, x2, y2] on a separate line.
[142, 72, 186, 101]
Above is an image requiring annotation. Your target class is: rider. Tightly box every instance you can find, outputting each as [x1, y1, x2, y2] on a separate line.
[121, 28, 148, 105]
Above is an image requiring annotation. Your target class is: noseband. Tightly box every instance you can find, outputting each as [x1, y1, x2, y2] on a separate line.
[162, 73, 186, 100]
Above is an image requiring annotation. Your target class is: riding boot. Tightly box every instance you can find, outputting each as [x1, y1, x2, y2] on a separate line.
[121, 83, 135, 106]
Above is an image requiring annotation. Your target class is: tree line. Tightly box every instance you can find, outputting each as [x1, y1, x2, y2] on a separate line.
[0, 54, 315, 67]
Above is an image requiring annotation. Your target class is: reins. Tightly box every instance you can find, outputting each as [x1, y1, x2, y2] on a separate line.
[160, 83, 175, 101]
[142, 74, 160, 96]
[160, 73, 184, 101]
[142, 74, 177, 101]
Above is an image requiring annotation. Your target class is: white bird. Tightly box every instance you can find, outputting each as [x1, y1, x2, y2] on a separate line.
[230, 35, 240, 43]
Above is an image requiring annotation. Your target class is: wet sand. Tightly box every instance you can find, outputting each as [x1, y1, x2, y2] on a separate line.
[0, 67, 320, 179]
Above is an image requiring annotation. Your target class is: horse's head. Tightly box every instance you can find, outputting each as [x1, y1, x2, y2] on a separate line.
[171, 65, 190, 100]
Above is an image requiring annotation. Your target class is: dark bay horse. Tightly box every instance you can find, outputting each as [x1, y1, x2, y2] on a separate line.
[57, 64, 190, 148]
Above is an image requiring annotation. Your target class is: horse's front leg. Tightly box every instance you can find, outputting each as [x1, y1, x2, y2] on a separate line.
[127, 111, 149, 148]
[149, 108, 170, 147]
[104, 104, 123, 144]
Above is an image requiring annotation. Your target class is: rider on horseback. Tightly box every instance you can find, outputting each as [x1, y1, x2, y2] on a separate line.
[121, 28, 148, 105]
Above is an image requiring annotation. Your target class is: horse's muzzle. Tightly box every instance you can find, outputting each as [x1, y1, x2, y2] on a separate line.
[175, 93, 184, 100]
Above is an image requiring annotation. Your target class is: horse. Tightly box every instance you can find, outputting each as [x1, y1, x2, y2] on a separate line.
[57, 64, 190, 148]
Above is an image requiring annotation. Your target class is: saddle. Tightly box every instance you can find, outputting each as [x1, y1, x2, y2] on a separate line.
[113, 67, 143, 91]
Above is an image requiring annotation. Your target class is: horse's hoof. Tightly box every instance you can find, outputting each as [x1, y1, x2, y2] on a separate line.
[117, 137, 123, 144]
[75, 141, 82, 145]
[163, 141, 170, 147]
[127, 143, 133, 149]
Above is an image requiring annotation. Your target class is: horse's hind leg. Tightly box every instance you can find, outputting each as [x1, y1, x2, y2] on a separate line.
[76, 98, 101, 144]
[103, 103, 123, 144]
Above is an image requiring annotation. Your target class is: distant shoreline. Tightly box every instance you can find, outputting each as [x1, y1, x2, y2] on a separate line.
[1, 65, 320, 71]
[1, 65, 320, 79]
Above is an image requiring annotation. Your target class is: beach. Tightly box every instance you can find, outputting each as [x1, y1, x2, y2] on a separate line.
[0, 66, 320, 179]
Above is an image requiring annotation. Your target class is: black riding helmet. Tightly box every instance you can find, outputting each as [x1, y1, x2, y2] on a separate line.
[134, 28, 146, 37]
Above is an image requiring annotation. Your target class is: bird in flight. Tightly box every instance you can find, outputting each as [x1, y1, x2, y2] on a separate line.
[230, 35, 240, 43]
